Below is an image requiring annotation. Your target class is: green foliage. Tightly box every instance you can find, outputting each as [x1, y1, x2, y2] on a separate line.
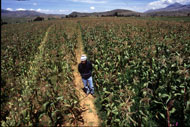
[1, 21, 83, 126]
[79, 18, 190, 126]
[1, 17, 190, 127]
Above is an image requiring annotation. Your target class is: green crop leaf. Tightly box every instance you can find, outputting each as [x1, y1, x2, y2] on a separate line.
[153, 100, 163, 105]
[114, 119, 120, 123]
[56, 96, 64, 101]
[51, 110, 60, 121]
[96, 60, 100, 65]
[39, 113, 46, 119]
[171, 63, 176, 67]
[143, 82, 149, 87]
[169, 108, 176, 114]
[160, 113, 165, 119]
[21, 109, 28, 118]
[160, 94, 169, 98]
[179, 85, 185, 88]
[107, 110, 111, 116]
[43, 102, 50, 111]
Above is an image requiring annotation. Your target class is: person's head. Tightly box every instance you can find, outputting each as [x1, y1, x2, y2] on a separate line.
[81, 54, 87, 64]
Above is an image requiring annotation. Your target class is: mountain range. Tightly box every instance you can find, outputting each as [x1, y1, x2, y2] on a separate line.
[145, 2, 190, 16]
[1, 2, 190, 19]
[68, 9, 141, 17]
[1, 9, 65, 18]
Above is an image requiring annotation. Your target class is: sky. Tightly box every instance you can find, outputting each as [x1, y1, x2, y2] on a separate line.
[2, 0, 190, 14]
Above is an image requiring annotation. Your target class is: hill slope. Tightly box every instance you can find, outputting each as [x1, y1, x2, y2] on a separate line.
[1, 9, 65, 18]
[1, 2, 190, 20]
[68, 9, 141, 17]
[145, 3, 190, 16]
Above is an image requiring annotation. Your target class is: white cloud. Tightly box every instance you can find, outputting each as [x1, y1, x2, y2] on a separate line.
[104, 9, 110, 11]
[72, 9, 77, 12]
[70, 0, 107, 4]
[35, 9, 70, 14]
[58, 9, 69, 12]
[148, 0, 190, 9]
[36, 8, 42, 12]
[33, 3, 37, 6]
[36, 8, 50, 13]
[16, 8, 26, 11]
[6, 8, 13, 11]
[90, 6, 95, 10]
[30, 9, 35, 11]
[80, 10, 89, 12]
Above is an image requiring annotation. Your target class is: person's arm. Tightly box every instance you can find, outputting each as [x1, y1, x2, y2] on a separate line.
[78, 64, 82, 74]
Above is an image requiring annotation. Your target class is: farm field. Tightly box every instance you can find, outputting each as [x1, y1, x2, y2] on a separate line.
[1, 17, 190, 127]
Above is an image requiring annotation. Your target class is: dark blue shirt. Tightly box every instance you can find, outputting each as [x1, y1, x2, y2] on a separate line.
[78, 60, 92, 79]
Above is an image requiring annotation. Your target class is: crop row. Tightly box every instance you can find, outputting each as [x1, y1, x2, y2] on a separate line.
[1, 21, 52, 123]
[1, 21, 83, 126]
[79, 19, 190, 126]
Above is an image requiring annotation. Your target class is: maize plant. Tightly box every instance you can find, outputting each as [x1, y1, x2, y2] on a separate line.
[79, 17, 190, 127]
[1, 20, 83, 126]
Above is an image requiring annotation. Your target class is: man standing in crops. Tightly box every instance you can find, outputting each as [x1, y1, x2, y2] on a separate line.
[78, 54, 94, 96]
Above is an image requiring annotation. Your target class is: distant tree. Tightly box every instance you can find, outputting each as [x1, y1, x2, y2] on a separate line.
[69, 15, 77, 18]
[48, 17, 56, 20]
[114, 12, 118, 17]
[188, 13, 190, 17]
[151, 14, 157, 17]
[33, 17, 44, 21]
[28, 20, 32, 22]
[1, 19, 8, 25]
[118, 14, 122, 17]
[66, 15, 69, 18]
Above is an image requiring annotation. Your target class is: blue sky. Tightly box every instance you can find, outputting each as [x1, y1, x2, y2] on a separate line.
[2, 0, 190, 14]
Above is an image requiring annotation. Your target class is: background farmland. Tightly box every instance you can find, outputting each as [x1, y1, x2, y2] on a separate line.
[1, 17, 190, 127]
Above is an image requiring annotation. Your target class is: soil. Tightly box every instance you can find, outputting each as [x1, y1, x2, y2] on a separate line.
[71, 25, 100, 126]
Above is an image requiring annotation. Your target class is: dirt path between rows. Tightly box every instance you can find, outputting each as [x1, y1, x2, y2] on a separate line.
[72, 25, 100, 126]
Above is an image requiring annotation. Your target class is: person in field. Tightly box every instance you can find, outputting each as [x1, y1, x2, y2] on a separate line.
[78, 54, 94, 96]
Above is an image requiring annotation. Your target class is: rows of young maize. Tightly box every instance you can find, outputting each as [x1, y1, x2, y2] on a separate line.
[79, 18, 190, 126]
[1, 21, 52, 124]
[1, 21, 83, 126]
